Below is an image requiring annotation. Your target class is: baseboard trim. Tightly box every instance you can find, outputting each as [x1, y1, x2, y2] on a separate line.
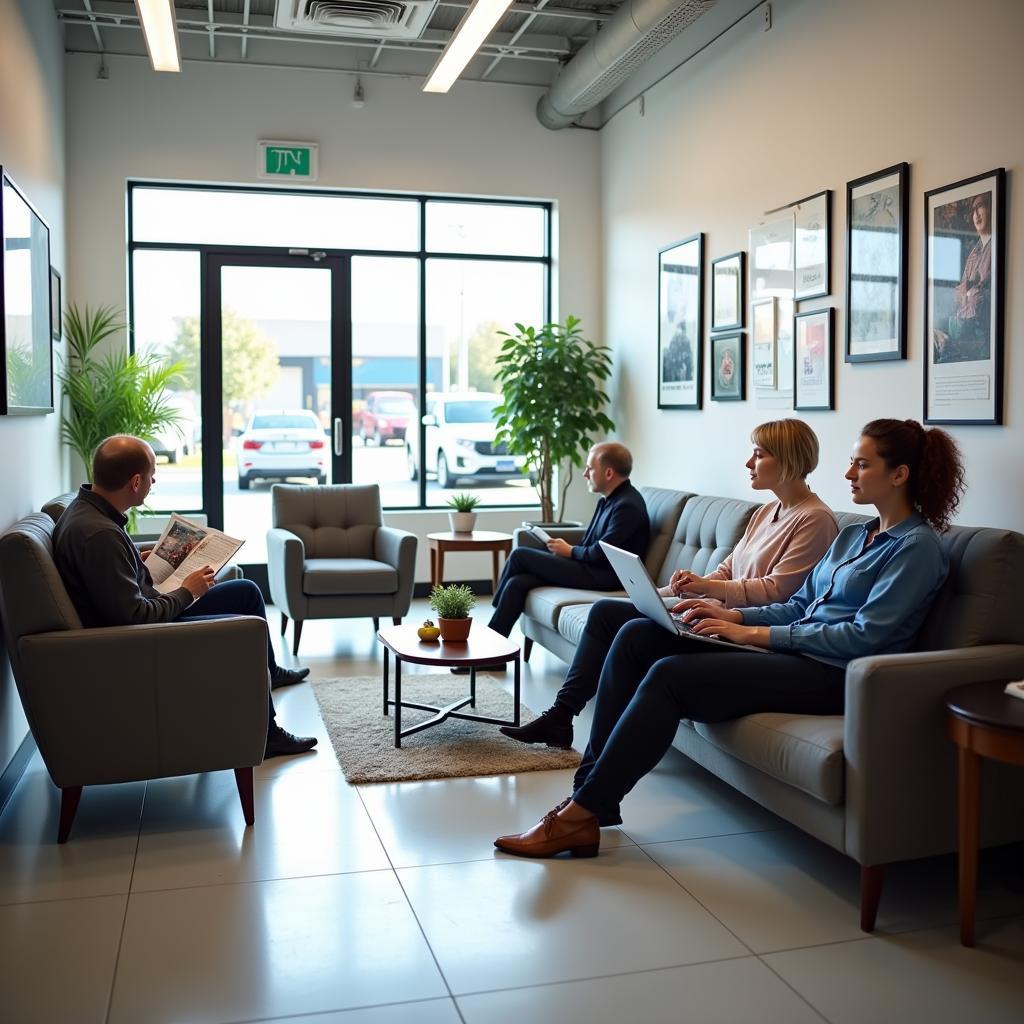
[0, 732, 36, 819]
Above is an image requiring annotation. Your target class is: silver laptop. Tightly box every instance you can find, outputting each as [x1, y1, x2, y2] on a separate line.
[599, 541, 769, 654]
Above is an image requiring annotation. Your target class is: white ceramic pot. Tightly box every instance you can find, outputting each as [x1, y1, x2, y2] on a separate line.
[449, 511, 477, 533]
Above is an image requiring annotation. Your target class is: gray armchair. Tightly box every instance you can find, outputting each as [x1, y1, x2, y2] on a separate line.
[0, 514, 270, 843]
[267, 483, 418, 654]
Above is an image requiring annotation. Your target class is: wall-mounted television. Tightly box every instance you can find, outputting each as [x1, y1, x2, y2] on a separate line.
[1, 167, 53, 415]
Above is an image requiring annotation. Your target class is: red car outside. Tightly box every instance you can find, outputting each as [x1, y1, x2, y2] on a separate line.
[358, 391, 416, 446]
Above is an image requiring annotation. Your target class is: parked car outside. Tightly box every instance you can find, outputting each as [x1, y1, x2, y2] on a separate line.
[358, 390, 416, 446]
[406, 391, 528, 488]
[236, 409, 326, 489]
[151, 394, 199, 465]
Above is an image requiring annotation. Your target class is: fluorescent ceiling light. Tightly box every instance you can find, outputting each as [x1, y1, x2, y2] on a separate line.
[422, 0, 514, 94]
[135, 0, 181, 73]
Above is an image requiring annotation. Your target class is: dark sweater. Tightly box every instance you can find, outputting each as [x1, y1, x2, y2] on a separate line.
[570, 479, 650, 569]
[52, 485, 193, 627]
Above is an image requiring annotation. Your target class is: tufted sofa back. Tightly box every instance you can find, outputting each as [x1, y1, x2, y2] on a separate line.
[271, 483, 382, 558]
[638, 487, 693, 579]
[655, 494, 759, 586]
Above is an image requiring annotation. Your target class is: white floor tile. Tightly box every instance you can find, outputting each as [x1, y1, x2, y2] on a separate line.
[257, 680, 339, 779]
[764, 916, 1024, 1024]
[270, 998, 462, 1023]
[457, 957, 825, 1024]
[132, 768, 389, 891]
[399, 846, 748, 993]
[108, 872, 447, 1024]
[358, 769, 633, 869]
[0, 894, 126, 1024]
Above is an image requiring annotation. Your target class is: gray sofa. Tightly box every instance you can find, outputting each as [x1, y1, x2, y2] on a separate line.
[517, 486, 1024, 929]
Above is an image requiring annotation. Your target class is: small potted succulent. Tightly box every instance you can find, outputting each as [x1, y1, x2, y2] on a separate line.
[428, 583, 476, 642]
[446, 492, 480, 533]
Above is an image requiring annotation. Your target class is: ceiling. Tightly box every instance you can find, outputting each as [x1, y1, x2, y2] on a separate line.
[54, 0, 628, 89]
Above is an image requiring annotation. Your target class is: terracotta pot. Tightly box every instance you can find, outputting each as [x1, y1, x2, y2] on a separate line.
[438, 616, 472, 642]
[448, 511, 477, 533]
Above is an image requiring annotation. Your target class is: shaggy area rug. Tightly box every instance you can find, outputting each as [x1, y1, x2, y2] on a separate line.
[311, 673, 582, 784]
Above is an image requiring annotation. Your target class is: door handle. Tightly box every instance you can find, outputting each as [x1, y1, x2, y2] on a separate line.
[333, 418, 344, 457]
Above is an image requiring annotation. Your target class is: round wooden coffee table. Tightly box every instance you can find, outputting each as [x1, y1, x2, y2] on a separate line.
[945, 680, 1024, 946]
[377, 623, 521, 748]
[426, 531, 513, 592]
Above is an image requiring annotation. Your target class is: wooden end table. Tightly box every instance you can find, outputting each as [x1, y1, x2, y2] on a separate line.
[426, 530, 513, 592]
[945, 680, 1024, 946]
[377, 623, 521, 747]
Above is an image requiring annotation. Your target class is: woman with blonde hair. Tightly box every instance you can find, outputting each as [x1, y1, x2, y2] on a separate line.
[501, 418, 838, 748]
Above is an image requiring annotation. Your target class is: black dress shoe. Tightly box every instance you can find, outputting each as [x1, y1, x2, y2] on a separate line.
[264, 723, 318, 758]
[499, 706, 573, 748]
[270, 665, 310, 689]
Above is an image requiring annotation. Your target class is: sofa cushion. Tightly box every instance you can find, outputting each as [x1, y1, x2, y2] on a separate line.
[523, 587, 625, 631]
[692, 713, 845, 804]
[656, 495, 759, 586]
[638, 487, 692, 578]
[303, 558, 398, 595]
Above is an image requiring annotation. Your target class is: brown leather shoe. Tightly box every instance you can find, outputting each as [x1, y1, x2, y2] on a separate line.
[494, 806, 600, 858]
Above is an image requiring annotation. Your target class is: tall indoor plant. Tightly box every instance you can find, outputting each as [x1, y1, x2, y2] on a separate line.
[492, 315, 614, 524]
[58, 304, 186, 481]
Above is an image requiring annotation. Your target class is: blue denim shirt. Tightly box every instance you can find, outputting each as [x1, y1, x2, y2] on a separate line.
[740, 514, 949, 668]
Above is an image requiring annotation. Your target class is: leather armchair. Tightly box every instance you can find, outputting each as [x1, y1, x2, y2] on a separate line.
[0, 514, 270, 843]
[267, 483, 417, 654]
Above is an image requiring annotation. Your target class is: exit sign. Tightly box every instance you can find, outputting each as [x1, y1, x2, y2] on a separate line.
[258, 140, 319, 181]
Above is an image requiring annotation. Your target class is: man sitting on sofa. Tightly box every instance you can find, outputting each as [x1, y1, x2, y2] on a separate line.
[53, 434, 317, 758]
[468, 443, 648, 670]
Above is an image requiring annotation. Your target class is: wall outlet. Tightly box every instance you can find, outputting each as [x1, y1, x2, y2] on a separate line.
[763, 3, 772, 30]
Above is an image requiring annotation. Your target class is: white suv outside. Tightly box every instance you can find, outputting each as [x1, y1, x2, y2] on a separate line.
[406, 392, 528, 489]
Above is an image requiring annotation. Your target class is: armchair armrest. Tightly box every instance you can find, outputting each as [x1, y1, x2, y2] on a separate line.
[18, 617, 270, 787]
[267, 527, 306, 619]
[376, 526, 418, 615]
[843, 644, 1024, 865]
[513, 526, 586, 550]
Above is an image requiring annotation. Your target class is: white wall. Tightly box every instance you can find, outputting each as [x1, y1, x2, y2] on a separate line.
[0, 0, 66, 772]
[602, 0, 1023, 530]
[64, 56, 606, 578]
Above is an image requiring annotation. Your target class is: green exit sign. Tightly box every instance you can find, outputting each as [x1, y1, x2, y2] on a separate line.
[258, 140, 319, 181]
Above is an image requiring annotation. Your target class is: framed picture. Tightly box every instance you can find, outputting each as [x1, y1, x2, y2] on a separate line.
[658, 233, 703, 409]
[749, 216, 794, 407]
[710, 332, 744, 401]
[924, 168, 1005, 425]
[793, 190, 831, 301]
[711, 251, 744, 331]
[1, 168, 54, 415]
[794, 308, 835, 411]
[49, 267, 61, 341]
[751, 296, 777, 388]
[845, 162, 908, 363]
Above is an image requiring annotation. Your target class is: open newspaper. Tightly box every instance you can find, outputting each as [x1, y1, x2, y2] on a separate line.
[146, 514, 244, 594]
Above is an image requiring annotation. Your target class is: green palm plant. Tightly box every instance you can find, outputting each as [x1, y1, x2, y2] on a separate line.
[58, 304, 187, 481]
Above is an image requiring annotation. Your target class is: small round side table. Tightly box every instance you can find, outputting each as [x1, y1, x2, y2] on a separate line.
[426, 531, 513, 592]
[945, 680, 1024, 947]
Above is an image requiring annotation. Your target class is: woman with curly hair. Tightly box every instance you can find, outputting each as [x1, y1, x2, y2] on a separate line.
[495, 419, 966, 858]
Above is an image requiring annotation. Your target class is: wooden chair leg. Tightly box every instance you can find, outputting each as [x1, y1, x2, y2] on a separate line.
[280, 613, 288, 636]
[234, 767, 255, 826]
[373, 617, 380, 632]
[57, 785, 83, 844]
[392, 616, 401, 626]
[292, 620, 303, 656]
[523, 637, 534, 662]
[860, 864, 884, 931]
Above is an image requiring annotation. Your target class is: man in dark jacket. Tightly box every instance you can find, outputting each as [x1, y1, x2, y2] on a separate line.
[53, 435, 316, 758]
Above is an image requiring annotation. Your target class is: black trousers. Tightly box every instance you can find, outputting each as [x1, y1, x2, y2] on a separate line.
[570, 617, 846, 826]
[488, 547, 618, 637]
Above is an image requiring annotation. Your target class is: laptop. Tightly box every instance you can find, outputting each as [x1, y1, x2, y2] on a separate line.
[599, 541, 769, 654]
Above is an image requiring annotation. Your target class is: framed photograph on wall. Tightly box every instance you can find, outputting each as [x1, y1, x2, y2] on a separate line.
[924, 168, 1005, 425]
[49, 267, 61, 341]
[711, 251, 744, 331]
[710, 332, 744, 401]
[1, 168, 54, 415]
[658, 233, 703, 409]
[794, 308, 835, 411]
[793, 190, 831, 301]
[751, 296, 777, 388]
[845, 162, 908, 363]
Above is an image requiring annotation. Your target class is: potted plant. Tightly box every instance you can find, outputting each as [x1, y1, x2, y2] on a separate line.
[428, 583, 476, 642]
[446, 492, 480, 533]
[493, 315, 614, 524]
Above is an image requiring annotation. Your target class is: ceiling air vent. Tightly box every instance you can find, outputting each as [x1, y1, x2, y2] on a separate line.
[274, 0, 439, 40]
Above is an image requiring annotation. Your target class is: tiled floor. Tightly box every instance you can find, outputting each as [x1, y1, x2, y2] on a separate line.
[1, 600, 1022, 1023]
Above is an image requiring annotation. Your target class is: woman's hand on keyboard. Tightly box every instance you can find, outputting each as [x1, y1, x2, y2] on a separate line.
[677, 601, 741, 624]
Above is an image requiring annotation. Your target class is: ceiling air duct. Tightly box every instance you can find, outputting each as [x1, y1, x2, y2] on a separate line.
[274, 0, 438, 40]
[537, 0, 718, 130]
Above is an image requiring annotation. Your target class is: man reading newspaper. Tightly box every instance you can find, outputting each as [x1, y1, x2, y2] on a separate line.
[53, 435, 316, 758]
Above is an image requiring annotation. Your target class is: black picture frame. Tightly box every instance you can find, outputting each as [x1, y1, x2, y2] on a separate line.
[710, 332, 744, 401]
[794, 308, 835, 411]
[657, 233, 703, 410]
[793, 189, 831, 301]
[711, 251, 744, 332]
[50, 266, 61, 341]
[845, 162, 908, 363]
[1, 167, 54, 415]
[923, 168, 1005, 425]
